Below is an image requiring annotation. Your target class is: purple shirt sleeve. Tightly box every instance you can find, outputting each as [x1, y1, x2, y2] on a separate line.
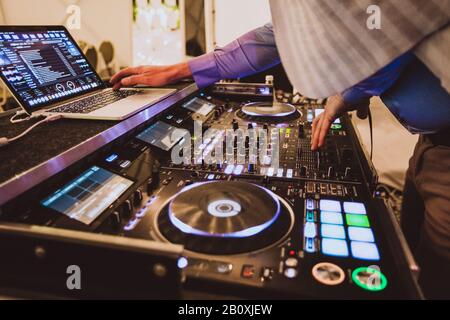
[342, 52, 415, 106]
[188, 23, 280, 89]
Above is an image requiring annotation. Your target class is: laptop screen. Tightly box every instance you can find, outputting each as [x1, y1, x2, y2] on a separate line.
[0, 27, 104, 113]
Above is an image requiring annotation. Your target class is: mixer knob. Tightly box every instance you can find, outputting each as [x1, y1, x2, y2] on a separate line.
[247, 123, 254, 130]
[121, 199, 133, 218]
[285, 257, 299, 268]
[232, 120, 239, 131]
[344, 167, 352, 179]
[110, 211, 121, 228]
[327, 166, 335, 179]
[263, 123, 269, 131]
[146, 177, 158, 195]
[191, 171, 200, 178]
[133, 189, 143, 205]
[300, 166, 308, 177]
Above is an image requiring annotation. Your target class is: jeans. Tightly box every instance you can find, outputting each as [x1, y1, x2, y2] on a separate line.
[381, 56, 450, 299]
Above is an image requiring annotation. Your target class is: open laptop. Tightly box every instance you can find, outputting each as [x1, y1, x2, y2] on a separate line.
[0, 26, 175, 120]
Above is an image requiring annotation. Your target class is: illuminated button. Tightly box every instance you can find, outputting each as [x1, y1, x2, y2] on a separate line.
[312, 262, 345, 286]
[351, 241, 380, 261]
[207, 174, 215, 180]
[267, 167, 275, 176]
[285, 258, 298, 268]
[348, 227, 375, 242]
[233, 165, 244, 175]
[305, 210, 316, 222]
[306, 199, 316, 210]
[241, 265, 256, 279]
[177, 257, 188, 269]
[346, 214, 370, 228]
[320, 200, 341, 212]
[305, 237, 316, 253]
[352, 267, 387, 292]
[304, 222, 317, 238]
[321, 238, 349, 257]
[344, 202, 367, 215]
[106, 153, 118, 163]
[286, 169, 293, 178]
[320, 211, 343, 225]
[321, 224, 346, 240]
[277, 168, 284, 177]
[224, 165, 235, 174]
[120, 160, 131, 168]
[284, 268, 298, 279]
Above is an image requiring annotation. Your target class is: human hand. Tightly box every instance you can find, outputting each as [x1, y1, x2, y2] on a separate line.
[110, 62, 192, 90]
[311, 94, 366, 150]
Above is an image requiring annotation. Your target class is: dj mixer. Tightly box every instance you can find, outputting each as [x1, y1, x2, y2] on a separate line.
[0, 81, 422, 299]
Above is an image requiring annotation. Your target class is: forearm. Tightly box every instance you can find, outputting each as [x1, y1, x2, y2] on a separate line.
[342, 52, 415, 107]
[188, 23, 280, 88]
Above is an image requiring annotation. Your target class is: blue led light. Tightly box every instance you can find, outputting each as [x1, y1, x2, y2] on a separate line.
[321, 224, 346, 239]
[343, 202, 367, 215]
[306, 199, 315, 210]
[320, 200, 341, 212]
[351, 241, 380, 261]
[177, 257, 188, 269]
[305, 237, 316, 253]
[106, 154, 118, 163]
[321, 238, 349, 257]
[207, 174, 215, 180]
[348, 227, 375, 242]
[304, 222, 317, 238]
[320, 211, 343, 225]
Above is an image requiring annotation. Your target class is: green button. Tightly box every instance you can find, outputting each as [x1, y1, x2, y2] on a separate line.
[346, 214, 370, 227]
[331, 124, 342, 130]
[352, 267, 388, 292]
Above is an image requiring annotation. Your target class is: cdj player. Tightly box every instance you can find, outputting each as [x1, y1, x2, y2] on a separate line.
[0, 80, 422, 299]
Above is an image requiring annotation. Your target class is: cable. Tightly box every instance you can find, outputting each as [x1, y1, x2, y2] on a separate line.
[368, 107, 374, 160]
[0, 114, 62, 147]
[9, 110, 34, 123]
[0, 107, 21, 119]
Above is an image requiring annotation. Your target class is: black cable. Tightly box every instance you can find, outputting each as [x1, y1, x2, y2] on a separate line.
[368, 107, 374, 160]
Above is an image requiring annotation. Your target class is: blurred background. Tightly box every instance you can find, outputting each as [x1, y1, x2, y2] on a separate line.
[0, 0, 418, 207]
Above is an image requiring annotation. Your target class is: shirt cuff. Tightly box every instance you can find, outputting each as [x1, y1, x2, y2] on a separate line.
[188, 53, 222, 89]
[342, 87, 371, 107]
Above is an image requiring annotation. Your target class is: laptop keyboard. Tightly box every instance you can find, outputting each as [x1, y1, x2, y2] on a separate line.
[48, 90, 139, 114]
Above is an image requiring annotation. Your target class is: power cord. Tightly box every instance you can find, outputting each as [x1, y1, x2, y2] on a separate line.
[0, 114, 62, 147]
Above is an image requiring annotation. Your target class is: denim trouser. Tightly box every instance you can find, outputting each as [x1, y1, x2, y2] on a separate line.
[381, 56, 450, 299]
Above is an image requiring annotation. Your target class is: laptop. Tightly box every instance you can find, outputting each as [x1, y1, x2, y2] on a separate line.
[0, 26, 175, 120]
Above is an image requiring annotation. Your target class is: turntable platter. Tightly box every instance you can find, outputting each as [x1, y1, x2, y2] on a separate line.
[156, 181, 294, 255]
[237, 102, 301, 123]
[241, 102, 296, 117]
[168, 181, 280, 237]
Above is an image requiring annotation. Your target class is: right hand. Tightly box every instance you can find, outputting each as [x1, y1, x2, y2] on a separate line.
[110, 62, 192, 90]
